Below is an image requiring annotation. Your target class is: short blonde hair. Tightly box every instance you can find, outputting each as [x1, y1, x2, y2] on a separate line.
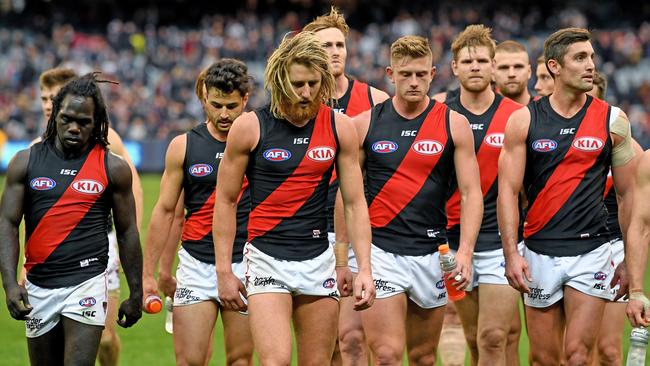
[39, 68, 77, 89]
[451, 24, 496, 61]
[264, 31, 335, 119]
[592, 71, 607, 99]
[302, 6, 349, 37]
[390, 36, 432, 63]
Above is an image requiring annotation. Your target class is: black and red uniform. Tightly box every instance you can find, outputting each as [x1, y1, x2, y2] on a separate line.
[524, 95, 612, 256]
[603, 175, 621, 240]
[247, 104, 339, 260]
[326, 79, 374, 231]
[445, 94, 523, 251]
[364, 99, 455, 255]
[24, 142, 111, 288]
[181, 123, 250, 264]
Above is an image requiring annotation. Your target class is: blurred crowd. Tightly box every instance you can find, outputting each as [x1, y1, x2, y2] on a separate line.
[1, 4, 650, 146]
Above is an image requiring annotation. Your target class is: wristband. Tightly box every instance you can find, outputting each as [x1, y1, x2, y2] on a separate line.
[334, 242, 349, 267]
[630, 292, 650, 310]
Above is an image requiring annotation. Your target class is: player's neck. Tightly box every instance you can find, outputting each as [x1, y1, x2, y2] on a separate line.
[335, 75, 349, 99]
[548, 86, 588, 118]
[507, 89, 531, 105]
[54, 138, 93, 159]
[459, 87, 495, 115]
[206, 120, 228, 142]
[392, 96, 430, 119]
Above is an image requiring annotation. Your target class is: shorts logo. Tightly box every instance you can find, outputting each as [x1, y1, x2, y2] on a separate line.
[411, 140, 443, 155]
[500, 261, 506, 268]
[573, 137, 604, 152]
[189, 163, 213, 177]
[263, 148, 291, 162]
[175, 287, 200, 302]
[371, 140, 398, 154]
[374, 279, 396, 293]
[436, 279, 445, 289]
[25, 318, 44, 330]
[532, 139, 557, 152]
[484, 133, 505, 148]
[529, 287, 551, 300]
[30, 177, 56, 191]
[323, 278, 336, 289]
[594, 271, 607, 281]
[594, 283, 606, 290]
[253, 276, 276, 287]
[72, 179, 105, 195]
[79, 297, 97, 307]
[306, 146, 335, 162]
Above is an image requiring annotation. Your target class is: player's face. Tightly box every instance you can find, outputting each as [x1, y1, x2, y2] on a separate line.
[315, 27, 347, 78]
[283, 63, 322, 122]
[452, 46, 494, 93]
[56, 94, 95, 151]
[41, 85, 62, 121]
[534, 62, 554, 96]
[203, 87, 248, 133]
[551, 41, 596, 93]
[387, 56, 435, 103]
[494, 51, 531, 99]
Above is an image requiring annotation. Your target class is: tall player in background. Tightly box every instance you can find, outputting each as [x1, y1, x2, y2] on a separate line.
[302, 7, 389, 366]
[494, 40, 532, 106]
[143, 59, 254, 366]
[34, 68, 143, 366]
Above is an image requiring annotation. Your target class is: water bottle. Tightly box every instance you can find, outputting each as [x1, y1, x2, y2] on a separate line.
[143, 294, 163, 314]
[626, 327, 649, 366]
[164, 296, 174, 334]
[438, 244, 466, 301]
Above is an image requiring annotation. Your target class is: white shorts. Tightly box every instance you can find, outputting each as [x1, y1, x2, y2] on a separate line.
[371, 244, 447, 309]
[244, 242, 340, 298]
[174, 247, 247, 307]
[466, 242, 525, 290]
[25, 272, 108, 338]
[607, 238, 626, 302]
[523, 241, 614, 308]
[328, 232, 359, 273]
[106, 230, 120, 293]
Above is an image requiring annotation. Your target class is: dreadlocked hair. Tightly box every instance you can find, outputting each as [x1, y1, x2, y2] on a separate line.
[43, 72, 117, 148]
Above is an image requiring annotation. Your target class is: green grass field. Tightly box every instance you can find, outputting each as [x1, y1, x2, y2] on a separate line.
[0, 174, 646, 365]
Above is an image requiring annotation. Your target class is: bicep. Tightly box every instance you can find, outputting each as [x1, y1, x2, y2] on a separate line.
[335, 116, 364, 203]
[450, 116, 479, 190]
[498, 112, 529, 191]
[0, 151, 28, 225]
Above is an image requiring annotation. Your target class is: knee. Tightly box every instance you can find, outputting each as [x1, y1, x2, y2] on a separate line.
[257, 356, 290, 366]
[530, 349, 561, 366]
[478, 327, 508, 351]
[407, 348, 437, 366]
[226, 348, 254, 366]
[372, 344, 403, 365]
[564, 343, 590, 366]
[338, 327, 365, 353]
[596, 343, 622, 366]
[99, 330, 120, 351]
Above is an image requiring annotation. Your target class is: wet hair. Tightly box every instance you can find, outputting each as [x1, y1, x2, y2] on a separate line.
[200, 58, 252, 99]
[451, 24, 496, 61]
[544, 28, 591, 78]
[302, 6, 349, 37]
[390, 35, 432, 63]
[39, 68, 77, 89]
[43, 73, 114, 148]
[592, 71, 608, 99]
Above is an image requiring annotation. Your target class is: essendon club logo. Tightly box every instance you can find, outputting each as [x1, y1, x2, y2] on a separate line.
[79, 297, 96, 307]
[263, 148, 291, 162]
[371, 140, 398, 154]
[72, 179, 105, 195]
[532, 139, 557, 152]
[30, 177, 56, 191]
[189, 163, 213, 177]
[484, 133, 505, 148]
[411, 140, 444, 155]
[572, 137, 604, 152]
[306, 146, 335, 162]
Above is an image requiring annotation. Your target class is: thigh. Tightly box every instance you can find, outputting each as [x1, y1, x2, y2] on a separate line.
[221, 309, 254, 364]
[27, 321, 65, 366]
[563, 286, 606, 354]
[361, 294, 407, 357]
[525, 302, 564, 364]
[293, 295, 340, 364]
[101, 293, 120, 341]
[173, 301, 219, 364]
[61, 316, 104, 366]
[338, 293, 364, 337]
[174, 248, 218, 306]
[248, 293, 293, 363]
[477, 284, 521, 334]
[405, 301, 445, 365]
[453, 289, 479, 344]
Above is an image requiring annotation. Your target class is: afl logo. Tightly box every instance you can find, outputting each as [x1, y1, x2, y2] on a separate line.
[306, 146, 335, 162]
[72, 179, 105, 195]
[371, 140, 398, 154]
[594, 271, 607, 281]
[411, 140, 443, 155]
[79, 297, 96, 307]
[323, 278, 336, 289]
[263, 148, 291, 162]
[436, 279, 446, 290]
[484, 133, 505, 148]
[532, 139, 557, 152]
[189, 163, 213, 177]
[573, 137, 604, 152]
[30, 177, 56, 191]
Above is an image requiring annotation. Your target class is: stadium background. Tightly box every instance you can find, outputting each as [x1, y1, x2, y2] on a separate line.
[0, 0, 649, 364]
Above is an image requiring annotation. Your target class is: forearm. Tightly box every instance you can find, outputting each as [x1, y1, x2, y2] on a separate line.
[132, 174, 144, 230]
[0, 221, 20, 288]
[214, 200, 237, 274]
[627, 220, 650, 290]
[497, 191, 521, 258]
[143, 209, 176, 277]
[457, 189, 482, 255]
[118, 228, 143, 301]
[158, 231, 181, 278]
[344, 200, 371, 272]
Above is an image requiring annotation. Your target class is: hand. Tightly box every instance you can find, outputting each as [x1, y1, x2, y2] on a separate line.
[142, 274, 159, 306]
[627, 291, 650, 328]
[504, 253, 532, 294]
[336, 266, 354, 297]
[352, 269, 375, 311]
[218, 271, 247, 312]
[450, 250, 473, 291]
[5, 283, 32, 320]
[611, 261, 629, 301]
[157, 273, 177, 299]
[117, 296, 142, 328]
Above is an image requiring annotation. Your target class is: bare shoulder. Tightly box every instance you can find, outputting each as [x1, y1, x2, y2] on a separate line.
[505, 107, 531, 137]
[6, 148, 31, 182]
[106, 148, 132, 186]
[432, 92, 447, 103]
[229, 110, 260, 151]
[370, 87, 390, 104]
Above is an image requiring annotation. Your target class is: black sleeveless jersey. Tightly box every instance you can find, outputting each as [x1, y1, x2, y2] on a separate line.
[364, 99, 454, 255]
[181, 123, 249, 264]
[524, 96, 612, 256]
[247, 104, 339, 260]
[24, 142, 111, 288]
[445, 94, 523, 251]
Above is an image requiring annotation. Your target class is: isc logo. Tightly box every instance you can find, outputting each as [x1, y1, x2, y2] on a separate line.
[307, 146, 335, 162]
[532, 139, 557, 152]
[189, 163, 213, 177]
[79, 297, 96, 307]
[371, 141, 398, 154]
[263, 148, 291, 162]
[72, 179, 105, 195]
[411, 140, 443, 155]
[573, 137, 604, 152]
[484, 133, 504, 148]
[30, 177, 56, 191]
